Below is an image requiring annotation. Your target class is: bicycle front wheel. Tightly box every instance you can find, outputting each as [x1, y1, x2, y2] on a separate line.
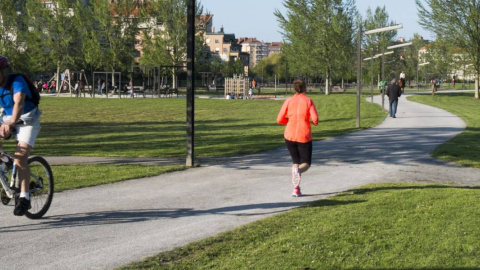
[26, 156, 54, 219]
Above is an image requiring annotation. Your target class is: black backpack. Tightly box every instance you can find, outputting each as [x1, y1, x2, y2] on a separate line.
[8, 73, 41, 106]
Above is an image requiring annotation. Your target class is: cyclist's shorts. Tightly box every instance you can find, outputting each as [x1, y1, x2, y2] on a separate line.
[16, 119, 41, 148]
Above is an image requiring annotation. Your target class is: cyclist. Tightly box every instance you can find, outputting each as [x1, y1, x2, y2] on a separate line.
[0, 55, 41, 216]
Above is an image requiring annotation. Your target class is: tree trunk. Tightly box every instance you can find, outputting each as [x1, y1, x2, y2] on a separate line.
[475, 72, 479, 99]
[325, 71, 330, 95]
[56, 63, 61, 93]
[111, 69, 115, 97]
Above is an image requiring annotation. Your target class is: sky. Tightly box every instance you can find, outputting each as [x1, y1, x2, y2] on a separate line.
[200, 0, 434, 42]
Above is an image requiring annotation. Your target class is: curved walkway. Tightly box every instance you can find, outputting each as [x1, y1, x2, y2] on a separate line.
[1, 94, 480, 270]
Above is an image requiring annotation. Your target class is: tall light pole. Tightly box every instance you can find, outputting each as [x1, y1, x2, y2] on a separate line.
[186, 0, 195, 167]
[357, 24, 403, 128]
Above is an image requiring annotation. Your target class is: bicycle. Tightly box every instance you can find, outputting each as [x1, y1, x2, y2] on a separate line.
[0, 142, 54, 219]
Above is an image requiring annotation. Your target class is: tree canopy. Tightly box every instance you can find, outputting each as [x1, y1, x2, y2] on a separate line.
[417, 0, 480, 97]
[275, 0, 357, 94]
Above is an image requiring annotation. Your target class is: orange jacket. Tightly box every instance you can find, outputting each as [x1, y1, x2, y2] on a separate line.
[277, 93, 318, 143]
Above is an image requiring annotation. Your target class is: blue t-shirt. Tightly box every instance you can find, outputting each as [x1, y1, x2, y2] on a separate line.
[0, 74, 36, 115]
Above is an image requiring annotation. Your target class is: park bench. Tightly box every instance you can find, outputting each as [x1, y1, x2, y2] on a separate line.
[168, 88, 178, 97]
[331, 86, 345, 93]
[131, 86, 145, 98]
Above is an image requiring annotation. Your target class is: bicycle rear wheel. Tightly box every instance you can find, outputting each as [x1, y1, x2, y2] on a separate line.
[26, 156, 54, 219]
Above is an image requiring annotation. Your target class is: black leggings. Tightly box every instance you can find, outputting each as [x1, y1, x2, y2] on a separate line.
[285, 139, 312, 165]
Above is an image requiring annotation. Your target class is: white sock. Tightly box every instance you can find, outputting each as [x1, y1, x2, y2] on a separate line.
[20, 192, 30, 200]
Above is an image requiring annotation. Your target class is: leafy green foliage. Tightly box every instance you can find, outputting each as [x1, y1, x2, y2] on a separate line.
[25, 0, 80, 78]
[140, 0, 206, 71]
[416, 0, 480, 97]
[274, 0, 357, 83]
[23, 93, 384, 158]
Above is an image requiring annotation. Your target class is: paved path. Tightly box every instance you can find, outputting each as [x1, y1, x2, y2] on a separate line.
[1, 94, 480, 270]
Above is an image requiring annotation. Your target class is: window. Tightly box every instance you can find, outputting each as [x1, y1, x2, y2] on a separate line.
[215, 47, 220, 52]
[215, 39, 219, 43]
[206, 38, 210, 44]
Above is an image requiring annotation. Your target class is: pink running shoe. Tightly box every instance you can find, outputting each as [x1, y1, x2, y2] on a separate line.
[292, 186, 302, 197]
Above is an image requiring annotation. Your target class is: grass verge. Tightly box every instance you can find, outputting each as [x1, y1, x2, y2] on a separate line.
[409, 93, 480, 168]
[51, 164, 186, 192]
[27, 92, 385, 158]
[0, 92, 383, 193]
[119, 183, 480, 269]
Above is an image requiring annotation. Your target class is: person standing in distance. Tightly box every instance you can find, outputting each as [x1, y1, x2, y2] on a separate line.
[399, 70, 406, 93]
[277, 79, 318, 197]
[0, 55, 42, 216]
[386, 78, 402, 118]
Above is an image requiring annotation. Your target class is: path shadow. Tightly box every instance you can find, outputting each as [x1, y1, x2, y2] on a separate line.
[0, 200, 364, 233]
[203, 126, 466, 169]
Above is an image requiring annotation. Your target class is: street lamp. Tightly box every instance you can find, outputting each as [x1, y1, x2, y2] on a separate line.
[356, 24, 403, 128]
[387, 42, 413, 50]
[186, 0, 195, 167]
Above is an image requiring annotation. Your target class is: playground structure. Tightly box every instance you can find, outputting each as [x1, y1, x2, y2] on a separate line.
[42, 65, 187, 98]
[129, 65, 184, 98]
[48, 69, 92, 97]
[92, 71, 122, 98]
[224, 74, 249, 99]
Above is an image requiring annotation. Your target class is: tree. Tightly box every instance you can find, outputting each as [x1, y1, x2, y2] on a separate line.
[250, 52, 286, 83]
[362, 6, 398, 85]
[73, 0, 139, 90]
[417, 0, 480, 98]
[25, 0, 82, 91]
[140, 0, 204, 88]
[275, 0, 357, 94]
[396, 34, 429, 86]
[422, 37, 454, 87]
[0, 1, 30, 73]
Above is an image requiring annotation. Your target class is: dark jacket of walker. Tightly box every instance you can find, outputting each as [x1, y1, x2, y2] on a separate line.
[386, 83, 402, 101]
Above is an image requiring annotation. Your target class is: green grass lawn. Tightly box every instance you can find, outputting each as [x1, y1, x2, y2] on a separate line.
[114, 92, 480, 269]
[14, 92, 384, 192]
[51, 164, 186, 192]
[28, 92, 385, 158]
[409, 93, 480, 168]
[119, 183, 480, 269]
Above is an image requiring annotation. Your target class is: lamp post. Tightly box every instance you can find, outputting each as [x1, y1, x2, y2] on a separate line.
[356, 24, 403, 128]
[186, 0, 195, 167]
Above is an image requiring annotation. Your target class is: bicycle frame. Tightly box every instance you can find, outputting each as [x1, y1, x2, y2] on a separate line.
[0, 151, 16, 199]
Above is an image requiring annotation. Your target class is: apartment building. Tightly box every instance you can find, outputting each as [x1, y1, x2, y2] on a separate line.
[267, 42, 282, 56]
[204, 25, 249, 72]
[238, 37, 268, 68]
